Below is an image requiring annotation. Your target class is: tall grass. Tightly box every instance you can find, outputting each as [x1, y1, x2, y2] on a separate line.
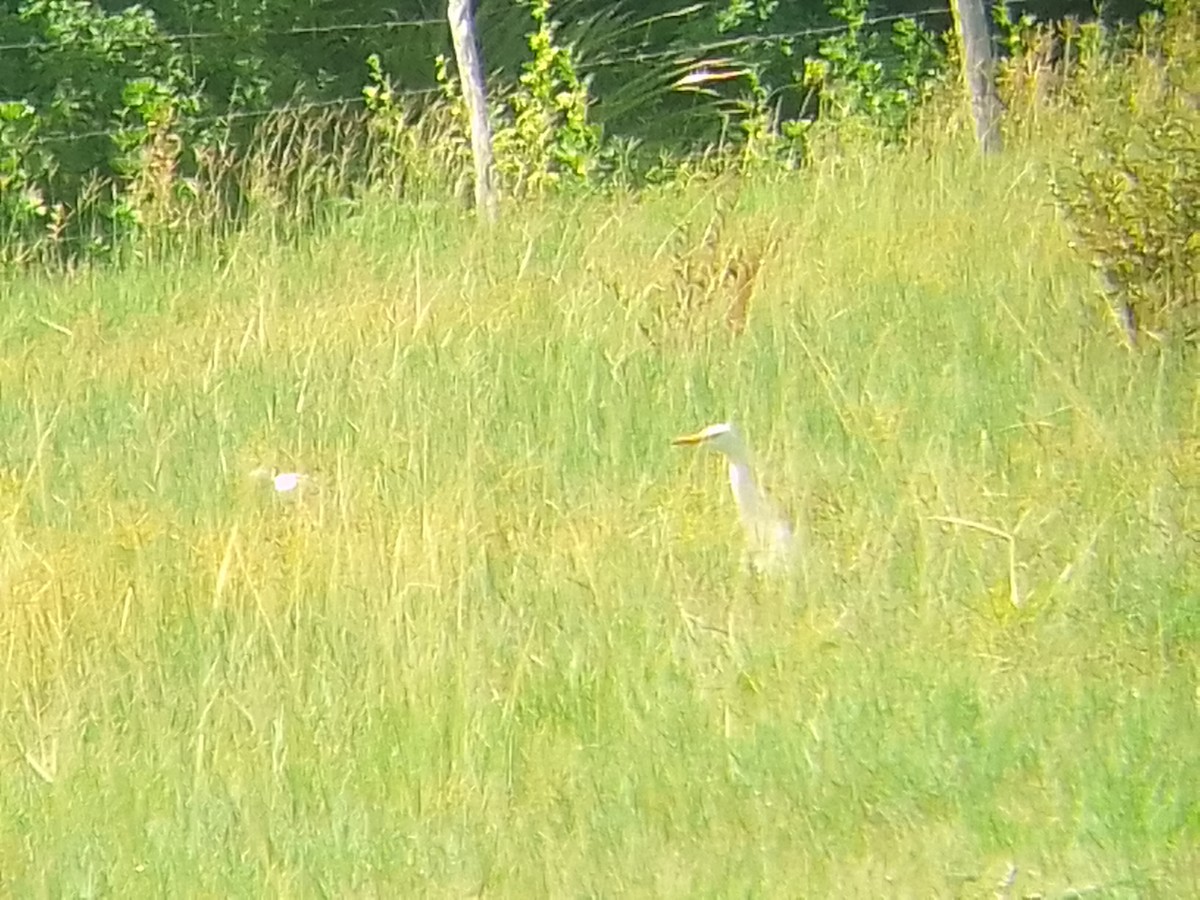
[0, 112, 1196, 895]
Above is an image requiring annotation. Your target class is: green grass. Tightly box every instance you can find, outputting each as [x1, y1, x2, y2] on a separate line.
[0, 134, 1196, 897]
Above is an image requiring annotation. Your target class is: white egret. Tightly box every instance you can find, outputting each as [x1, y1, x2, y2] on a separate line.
[672, 422, 796, 574]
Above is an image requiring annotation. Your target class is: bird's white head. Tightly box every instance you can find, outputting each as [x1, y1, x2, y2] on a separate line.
[671, 421, 747, 461]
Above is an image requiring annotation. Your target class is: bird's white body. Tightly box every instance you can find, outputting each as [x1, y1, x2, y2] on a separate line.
[673, 422, 795, 574]
[249, 467, 310, 498]
[271, 472, 304, 493]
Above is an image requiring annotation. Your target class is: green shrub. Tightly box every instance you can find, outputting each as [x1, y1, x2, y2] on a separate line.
[1050, 7, 1199, 347]
[491, 0, 601, 196]
[425, 0, 602, 200]
[0, 0, 198, 263]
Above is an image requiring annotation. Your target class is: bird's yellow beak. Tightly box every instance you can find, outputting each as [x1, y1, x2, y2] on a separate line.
[671, 431, 706, 446]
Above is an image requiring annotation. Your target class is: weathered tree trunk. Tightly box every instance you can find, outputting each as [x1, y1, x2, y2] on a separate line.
[447, 0, 498, 222]
[953, 0, 1004, 155]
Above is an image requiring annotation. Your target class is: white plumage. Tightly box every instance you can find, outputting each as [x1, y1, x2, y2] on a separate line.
[672, 422, 795, 574]
[249, 467, 310, 498]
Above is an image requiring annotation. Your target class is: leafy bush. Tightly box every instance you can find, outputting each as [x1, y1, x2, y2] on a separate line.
[736, 2, 948, 168]
[0, 0, 199, 262]
[491, 0, 601, 195]
[0, 100, 52, 264]
[805, 0, 946, 141]
[1050, 6, 1200, 346]
[426, 0, 601, 199]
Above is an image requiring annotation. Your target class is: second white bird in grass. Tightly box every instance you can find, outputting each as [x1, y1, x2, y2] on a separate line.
[672, 421, 796, 575]
[249, 466, 311, 498]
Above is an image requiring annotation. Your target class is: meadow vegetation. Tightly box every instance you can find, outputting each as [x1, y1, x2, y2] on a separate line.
[0, 4, 1197, 898]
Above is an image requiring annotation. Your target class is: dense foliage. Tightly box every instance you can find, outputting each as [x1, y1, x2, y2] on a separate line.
[0, 0, 957, 259]
[1048, 7, 1199, 345]
[5, 0, 1196, 349]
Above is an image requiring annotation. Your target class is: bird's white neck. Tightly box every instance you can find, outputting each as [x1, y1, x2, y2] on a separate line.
[727, 459, 763, 523]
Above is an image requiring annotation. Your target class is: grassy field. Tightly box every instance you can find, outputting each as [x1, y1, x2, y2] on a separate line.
[0, 130, 1196, 897]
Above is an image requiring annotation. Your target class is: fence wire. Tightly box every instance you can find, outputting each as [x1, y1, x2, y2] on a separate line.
[5, 0, 1045, 149]
[0, 17, 446, 55]
[587, 6, 957, 68]
[25, 88, 444, 149]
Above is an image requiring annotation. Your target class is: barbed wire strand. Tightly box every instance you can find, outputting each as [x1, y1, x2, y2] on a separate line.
[587, 0, 1041, 68]
[589, 6, 958, 68]
[27, 87, 444, 147]
[0, 0, 1043, 57]
[12, 0, 1045, 148]
[0, 17, 447, 55]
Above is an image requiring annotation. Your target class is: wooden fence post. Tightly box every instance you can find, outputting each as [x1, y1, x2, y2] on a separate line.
[447, 0, 498, 222]
[953, 0, 1004, 155]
